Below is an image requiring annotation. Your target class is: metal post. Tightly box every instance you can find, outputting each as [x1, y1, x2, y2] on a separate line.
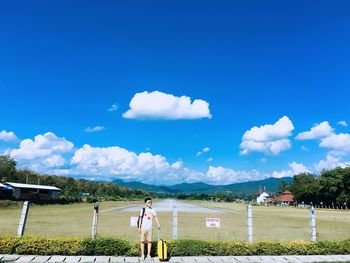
[310, 206, 316, 242]
[17, 201, 29, 237]
[247, 203, 253, 244]
[172, 204, 178, 240]
[92, 202, 99, 239]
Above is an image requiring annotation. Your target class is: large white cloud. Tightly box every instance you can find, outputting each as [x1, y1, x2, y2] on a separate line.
[9, 132, 74, 171]
[296, 121, 334, 140]
[10, 132, 74, 160]
[123, 91, 212, 120]
[272, 162, 310, 178]
[71, 144, 169, 174]
[240, 116, 294, 155]
[240, 139, 291, 156]
[289, 161, 311, 174]
[193, 166, 269, 185]
[314, 155, 350, 172]
[319, 133, 350, 153]
[66, 144, 186, 185]
[0, 130, 18, 142]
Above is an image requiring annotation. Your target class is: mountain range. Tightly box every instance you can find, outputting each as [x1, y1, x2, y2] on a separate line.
[113, 177, 293, 195]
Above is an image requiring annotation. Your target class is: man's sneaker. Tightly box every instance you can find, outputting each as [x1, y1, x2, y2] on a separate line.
[146, 255, 152, 261]
[140, 254, 145, 261]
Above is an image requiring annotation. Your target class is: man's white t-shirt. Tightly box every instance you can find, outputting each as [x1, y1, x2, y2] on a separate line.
[139, 207, 157, 230]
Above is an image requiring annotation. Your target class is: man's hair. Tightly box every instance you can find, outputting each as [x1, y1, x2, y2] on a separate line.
[144, 197, 152, 203]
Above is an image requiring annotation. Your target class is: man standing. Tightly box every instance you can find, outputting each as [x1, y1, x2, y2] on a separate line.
[138, 197, 160, 260]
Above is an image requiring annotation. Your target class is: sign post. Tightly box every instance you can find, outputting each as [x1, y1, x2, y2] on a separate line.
[247, 204, 253, 244]
[92, 202, 99, 239]
[310, 206, 317, 242]
[172, 204, 178, 240]
[17, 201, 29, 237]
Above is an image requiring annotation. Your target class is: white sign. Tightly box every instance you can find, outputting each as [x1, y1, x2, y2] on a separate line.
[206, 218, 220, 228]
[130, 217, 139, 227]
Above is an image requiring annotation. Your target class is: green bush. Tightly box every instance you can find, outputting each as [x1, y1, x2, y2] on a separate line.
[1, 236, 350, 256]
[81, 238, 131, 255]
[0, 235, 20, 254]
[15, 236, 84, 255]
[0, 200, 23, 208]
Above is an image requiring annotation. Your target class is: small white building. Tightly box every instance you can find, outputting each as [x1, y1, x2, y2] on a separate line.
[256, 192, 270, 204]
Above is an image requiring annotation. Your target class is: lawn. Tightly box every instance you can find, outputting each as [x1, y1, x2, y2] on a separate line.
[1, 200, 349, 242]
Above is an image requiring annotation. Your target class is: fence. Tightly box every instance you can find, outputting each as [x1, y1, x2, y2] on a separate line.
[0, 200, 349, 242]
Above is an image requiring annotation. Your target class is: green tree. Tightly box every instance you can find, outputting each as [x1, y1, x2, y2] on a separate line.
[319, 168, 345, 205]
[288, 173, 319, 204]
[0, 155, 17, 181]
[279, 179, 290, 192]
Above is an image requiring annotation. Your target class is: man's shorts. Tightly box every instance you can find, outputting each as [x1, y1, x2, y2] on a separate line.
[140, 229, 152, 242]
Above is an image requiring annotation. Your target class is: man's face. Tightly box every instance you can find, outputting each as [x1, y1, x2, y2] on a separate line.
[145, 200, 152, 208]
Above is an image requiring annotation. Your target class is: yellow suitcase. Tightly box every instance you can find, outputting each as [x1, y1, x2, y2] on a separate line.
[157, 229, 167, 261]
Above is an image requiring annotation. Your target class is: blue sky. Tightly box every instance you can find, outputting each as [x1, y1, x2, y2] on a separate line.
[1, 1, 350, 185]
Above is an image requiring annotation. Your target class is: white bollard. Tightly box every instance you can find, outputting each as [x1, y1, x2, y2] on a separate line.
[247, 204, 253, 244]
[17, 201, 29, 237]
[172, 204, 178, 240]
[92, 202, 99, 239]
[310, 206, 317, 242]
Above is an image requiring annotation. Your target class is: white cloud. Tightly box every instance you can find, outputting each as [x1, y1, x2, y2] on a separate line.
[202, 147, 210, 153]
[207, 157, 214, 162]
[319, 133, 350, 153]
[199, 166, 268, 185]
[240, 116, 294, 155]
[9, 132, 74, 172]
[289, 161, 311, 174]
[272, 170, 293, 178]
[315, 155, 350, 172]
[123, 91, 212, 120]
[196, 147, 210, 157]
[296, 121, 334, 140]
[85, 126, 106, 133]
[108, 103, 119, 112]
[10, 132, 74, 160]
[272, 162, 310, 178]
[66, 144, 186, 185]
[43, 155, 66, 168]
[0, 130, 18, 142]
[242, 116, 294, 142]
[240, 138, 291, 156]
[171, 160, 184, 170]
[338, 121, 348, 127]
[71, 144, 168, 175]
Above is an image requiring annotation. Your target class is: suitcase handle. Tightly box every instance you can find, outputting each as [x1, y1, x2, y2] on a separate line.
[157, 228, 160, 241]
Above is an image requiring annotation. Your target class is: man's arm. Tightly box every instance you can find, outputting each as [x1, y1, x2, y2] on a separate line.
[154, 215, 160, 229]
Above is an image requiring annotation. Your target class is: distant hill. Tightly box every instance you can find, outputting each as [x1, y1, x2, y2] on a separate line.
[113, 177, 293, 195]
[112, 179, 175, 193]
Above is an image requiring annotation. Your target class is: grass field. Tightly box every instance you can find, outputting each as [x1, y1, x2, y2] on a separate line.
[1, 200, 349, 242]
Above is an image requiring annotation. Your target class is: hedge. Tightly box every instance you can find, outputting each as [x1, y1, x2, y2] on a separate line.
[1, 236, 350, 256]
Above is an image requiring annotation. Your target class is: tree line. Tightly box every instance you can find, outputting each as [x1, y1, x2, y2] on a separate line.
[283, 166, 350, 207]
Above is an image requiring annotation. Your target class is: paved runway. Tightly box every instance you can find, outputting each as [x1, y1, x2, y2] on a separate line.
[104, 199, 225, 213]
